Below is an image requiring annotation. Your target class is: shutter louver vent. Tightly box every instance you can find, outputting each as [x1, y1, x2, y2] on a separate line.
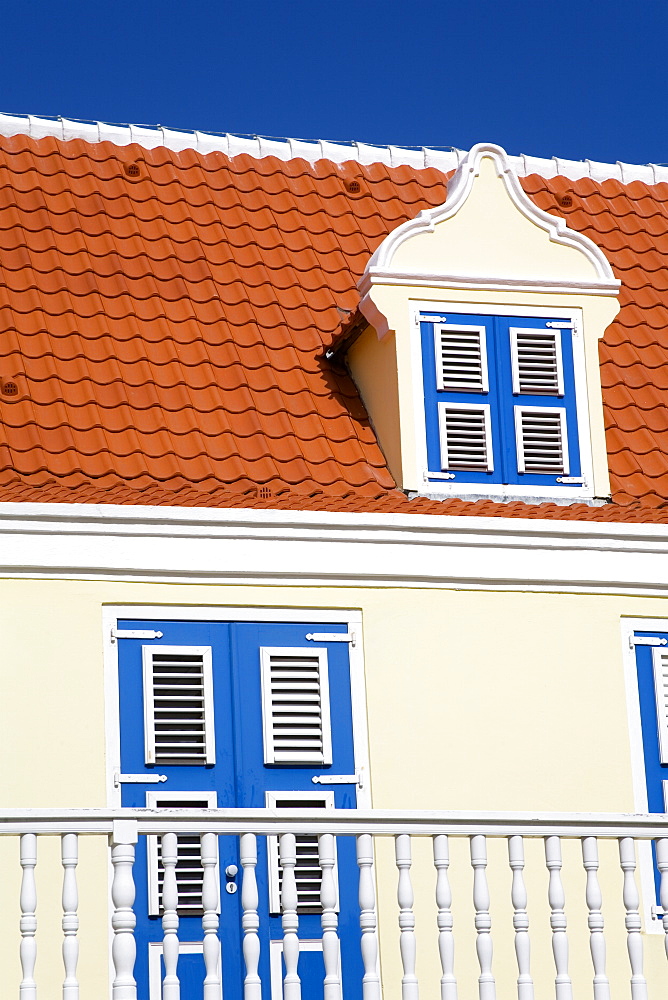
[511, 328, 564, 395]
[156, 798, 210, 915]
[261, 648, 332, 765]
[516, 407, 568, 475]
[653, 648, 668, 764]
[435, 325, 488, 392]
[143, 646, 215, 765]
[267, 793, 337, 914]
[438, 404, 493, 471]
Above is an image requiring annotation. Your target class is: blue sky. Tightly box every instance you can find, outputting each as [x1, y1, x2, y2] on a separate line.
[2, 0, 666, 165]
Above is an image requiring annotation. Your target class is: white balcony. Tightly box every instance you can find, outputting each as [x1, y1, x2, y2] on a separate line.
[4, 808, 668, 999]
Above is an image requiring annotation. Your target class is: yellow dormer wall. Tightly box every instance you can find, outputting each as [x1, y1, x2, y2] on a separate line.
[352, 144, 621, 498]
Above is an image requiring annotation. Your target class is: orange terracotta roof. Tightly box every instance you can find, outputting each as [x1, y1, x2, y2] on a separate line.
[0, 130, 668, 521]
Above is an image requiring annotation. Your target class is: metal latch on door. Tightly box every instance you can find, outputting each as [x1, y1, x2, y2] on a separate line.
[312, 768, 365, 790]
[306, 631, 356, 647]
[114, 772, 168, 788]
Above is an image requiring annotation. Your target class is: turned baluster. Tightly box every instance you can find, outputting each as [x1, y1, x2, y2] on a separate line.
[161, 833, 180, 1000]
[657, 838, 668, 961]
[319, 833, 342, 1000]
[240, 833, 261, 1000]
[201, 832, 221, 999]
[280, 833, 301, 1000]
[110, 819, 138, 1000]
[618, 838, 647, 1000]
[20, 833, 38, 1000]
[582, 837, 609, 1000]
[433, 835, 457, 1000]
[396, 834, 419, 1000]
[357, 834, 381, 1000]
[545, 836, 572, 1000]
[61, 833, 80, 1000]
[508, 835, 533, 1000]
[470, 835, 495, 1000]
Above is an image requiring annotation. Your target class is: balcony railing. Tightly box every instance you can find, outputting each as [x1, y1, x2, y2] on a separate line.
[3, 808, 668, 999]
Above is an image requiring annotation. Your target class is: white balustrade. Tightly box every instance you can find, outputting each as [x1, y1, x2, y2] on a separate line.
[357, 833, 381, 1000]
[280, 832, 301, 1000]
[160, 832, 180, 1000]
[508, 835, 532, 1000]
[3, 809, 668, 999]
[61, 833, 79, 1000]
[470, 834, 495, 1000]
[110, 819, 138, 1000]
[20, 832, 38, 1000]
[433, 834, 457, 1000]
[319, 833, 342, 1000]
[545, 836, 572, 1000]
[201, 832, 221, 1000]
[619, 837, 647, 1000]
[240, 832, 261, 1000]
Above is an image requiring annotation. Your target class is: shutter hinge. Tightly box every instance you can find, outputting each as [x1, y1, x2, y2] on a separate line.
[418, 314, 450, 324]
[306, 631, 356, 647]
[114, 772, 168, 788]
[110, 628, 164, 644]
[424, 471, 456, 481]
[546, 321, 575, 329]
[629, 635, 668, 649]
[556, 476, 587, 485]
[312, 768, 365, 789]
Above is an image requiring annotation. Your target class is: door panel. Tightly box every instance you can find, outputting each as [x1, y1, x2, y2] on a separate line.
[116, 616, 362, 1000]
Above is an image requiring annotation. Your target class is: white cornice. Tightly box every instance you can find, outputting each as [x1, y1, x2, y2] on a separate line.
[1, 501, 668, 595]
[365, 143, 617, 285]
[2, 113, 668, 186]
[358, 267, 621, 297]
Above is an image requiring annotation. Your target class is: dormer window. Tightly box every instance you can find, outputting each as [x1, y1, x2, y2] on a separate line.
[421, 309, 588, 496]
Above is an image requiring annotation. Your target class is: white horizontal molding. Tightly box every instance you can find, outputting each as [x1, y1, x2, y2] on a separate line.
[359, 267, 621, 297]
[1, 502, 668, 593]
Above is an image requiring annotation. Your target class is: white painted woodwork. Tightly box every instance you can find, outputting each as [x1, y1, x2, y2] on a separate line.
[20, 833, 38, 1000]
[438, 403, 493, 472]
[515, 407, 569, 475]
[110, 820, 138, 1000]
[510, 328, 564, 396]
[357, 834, 382, 1000]
[146, 791, 217, 917]
[240, 833, 262, 1000]
[319, 833, 342, 1000]
[266, 790, 335, 914]
[395, 834, 419, 1000]
[582, 837, 610, 1000]
[279, 833, 302, 1000]
[160, 833, 180, 1000]
[201, 832, 221, 999]
[508, 835, 533, 1000]
[545, 836, 572, 1000]
[142, 645, 215, 765]
[260, 647, 332, 765]
[618, 837, 648, 1000]
[470, 835, 495, 1000]
[652, 648, 668, 763]
[433, 834, 457, 1000]
[61, 833, 80, 1000]
[657, 838, 668, 960]
[434, 324, 489, 393]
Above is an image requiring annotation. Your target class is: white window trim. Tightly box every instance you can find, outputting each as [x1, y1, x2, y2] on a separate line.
[412, 300, 595, 499]
[269, 939, 334, 1000]
[145, 789, 219, 917]
[142, 644, 216, 766]
[509, 326, 564, 397]
[514, 405, 569, 476]
[148, 940, 222, 1000]
[260, 646, 333, 766]
[265, 790, 337, 914]
[433, 322, 489, 393]
[437, 401, 493, 473]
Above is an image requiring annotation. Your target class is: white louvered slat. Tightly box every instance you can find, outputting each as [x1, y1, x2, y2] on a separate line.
[267, 792, 336, 914]
[515, 407, 569, 475]
[438, 403, 493, 472]
[653, 648, 668, 764]
[147, 793, 217, 917]
[510, 328, 564, 395]
[434, 324, 488, 393]
[261, 648, 332, 764]
[143, 646, 215, 765]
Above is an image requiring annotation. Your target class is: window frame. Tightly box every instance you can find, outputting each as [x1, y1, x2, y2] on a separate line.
[411, 300, 595, 500]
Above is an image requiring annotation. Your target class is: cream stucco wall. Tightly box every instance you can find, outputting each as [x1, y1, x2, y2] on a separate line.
[2, 576, 668, 996]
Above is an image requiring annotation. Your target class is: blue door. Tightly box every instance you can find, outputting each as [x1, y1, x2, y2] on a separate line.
[116, 617, 362, 1000]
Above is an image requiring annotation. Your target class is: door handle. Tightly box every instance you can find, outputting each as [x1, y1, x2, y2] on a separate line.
[225, 864, 238, 894]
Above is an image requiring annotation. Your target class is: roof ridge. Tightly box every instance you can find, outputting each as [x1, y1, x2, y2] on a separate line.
[2, 112, 668, 186]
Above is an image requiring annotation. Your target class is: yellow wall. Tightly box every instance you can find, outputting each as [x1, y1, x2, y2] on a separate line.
[3, 577, 667, 996]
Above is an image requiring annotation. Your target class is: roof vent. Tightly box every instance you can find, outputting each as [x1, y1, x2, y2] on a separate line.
[1, 381, 18, 397]
[345, 179, 361, 194]
[258, 486, 273, 499]
[556, 194, 573, 208]
[125, 163, 141, 178]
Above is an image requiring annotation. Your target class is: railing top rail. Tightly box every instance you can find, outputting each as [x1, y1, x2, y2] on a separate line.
[0, 808, 667, 838]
